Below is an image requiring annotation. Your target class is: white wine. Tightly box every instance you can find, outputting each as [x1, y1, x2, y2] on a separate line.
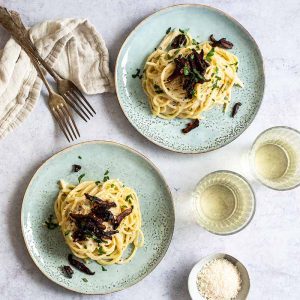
[255, 144, 289, 179]
[250, 127, 300, 190]
[193, 171, 255, 235]
[200, 184, 236, 221]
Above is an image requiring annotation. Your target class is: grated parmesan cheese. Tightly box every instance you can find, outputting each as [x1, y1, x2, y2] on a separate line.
[196, 258, 242, 300]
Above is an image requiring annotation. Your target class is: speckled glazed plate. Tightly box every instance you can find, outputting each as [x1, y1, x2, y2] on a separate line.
[115, 4, 265, 153]
[21, 141, 174, 294]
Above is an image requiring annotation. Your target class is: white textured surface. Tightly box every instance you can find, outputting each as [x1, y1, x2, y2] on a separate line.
[0, 0, 299, 299]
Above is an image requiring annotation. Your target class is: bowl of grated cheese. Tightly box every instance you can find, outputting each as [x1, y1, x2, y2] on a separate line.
[188, 253, 250, 300]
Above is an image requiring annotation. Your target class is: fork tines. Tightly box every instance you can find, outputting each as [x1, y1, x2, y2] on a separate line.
[52, 104, 80, 142]
[63, 86, 96, 122]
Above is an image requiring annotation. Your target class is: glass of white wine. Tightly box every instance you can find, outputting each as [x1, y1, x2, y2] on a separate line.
[249, 126, 300, 190]
[192, 170, 256, 235]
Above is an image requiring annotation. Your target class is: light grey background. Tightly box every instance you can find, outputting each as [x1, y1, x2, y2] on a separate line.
[0, 0, 299, 299]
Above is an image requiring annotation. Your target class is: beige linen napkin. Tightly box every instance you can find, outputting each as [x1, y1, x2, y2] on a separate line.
[0, 18, 114, 139]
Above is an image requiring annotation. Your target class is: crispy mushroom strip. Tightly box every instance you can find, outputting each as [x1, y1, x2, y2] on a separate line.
[113, 208, 133, 229]
[209, 34, 234, 49]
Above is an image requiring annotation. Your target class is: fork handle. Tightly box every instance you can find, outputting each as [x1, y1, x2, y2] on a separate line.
[0, 7, 60, 81]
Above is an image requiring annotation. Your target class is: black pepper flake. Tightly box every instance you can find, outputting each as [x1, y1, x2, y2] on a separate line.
[231, 102, 242, 118]
[72, 164, 81, 172]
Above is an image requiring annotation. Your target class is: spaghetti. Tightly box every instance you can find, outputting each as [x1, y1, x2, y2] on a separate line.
[142, 30, 243, 120]
[54, 178, 144, 266]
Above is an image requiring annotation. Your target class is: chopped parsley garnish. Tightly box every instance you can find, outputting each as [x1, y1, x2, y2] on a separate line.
[64, 230, 70, 236]
[230, 61, 238, 71]
[95, 181, 101, 185]
[206, 47, 215, 62]
[103, 170, 110, 182]
[78, 156, 82, 159]
[101, 266, 107, 272]
[166, 27, 172, 34]
[84, 245, 87, 249]
[121, 205, 127, 209]
[192, 68, 205, 81]
[174, 49, 180, 55]
[125, 194, 133, 204]
[154, 84, 164, 94]
[212, 82, 218, 90]
[214, 66, 219, 74]
[98, 246, 106, 255]
[192, 39, 199, 45]
[132, 68, 141, 78]
[44, 214, 58, 230]
[78, 173, 85, 183]
[215, 75, 222, 81]
[183, 65, 189, 76]
[82, 278, 88, 282]
[179, 28, 189, 34]
[93, 236, 103, 243]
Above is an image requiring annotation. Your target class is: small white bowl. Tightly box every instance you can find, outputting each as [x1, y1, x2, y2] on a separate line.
[188, 253, 250, 300]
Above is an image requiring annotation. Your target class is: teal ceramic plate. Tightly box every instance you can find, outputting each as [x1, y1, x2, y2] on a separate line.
[115, 4, 265, 153]
[21, 141, 174, 294]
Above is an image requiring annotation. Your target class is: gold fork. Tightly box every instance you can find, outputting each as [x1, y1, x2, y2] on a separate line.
[32, 56, 80, 142]
[0, 7, 80, 141]
[1, 7, 96, 122]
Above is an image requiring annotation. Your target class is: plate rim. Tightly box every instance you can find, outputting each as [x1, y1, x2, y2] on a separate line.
[115, 3, 265, 154]
[21, 140, 175, 294]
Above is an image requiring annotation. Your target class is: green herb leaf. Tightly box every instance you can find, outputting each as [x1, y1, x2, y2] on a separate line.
[212, 83, 218, 90]
[179, 28, 189, 34]
[95, 181, 101, 185]
[98, 246, 106, 255]
[192, 39, 199, 45]
[121, 205, 127, 209]
[214, 66, 219, 74]
[78, 156, 82, 159]
[166, 27, 171, 34]
[192, 68, 205, 81]
[183, 65, 190, 76]
[132, 68, 141, 79]
[103, 170, 110, 182]
[215, 76, 222, 81]
[64, 230, 70, 236]
[174, 49, 180, 56]
[101, 266, 107, 272]
[206, 47, 215, 62]
[92, 236, 103, 243]
[78, 173, 85, 183]
[82, 278, 88, 282]
[125, 195, 133, 204]
[44, 214, 58, 230]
